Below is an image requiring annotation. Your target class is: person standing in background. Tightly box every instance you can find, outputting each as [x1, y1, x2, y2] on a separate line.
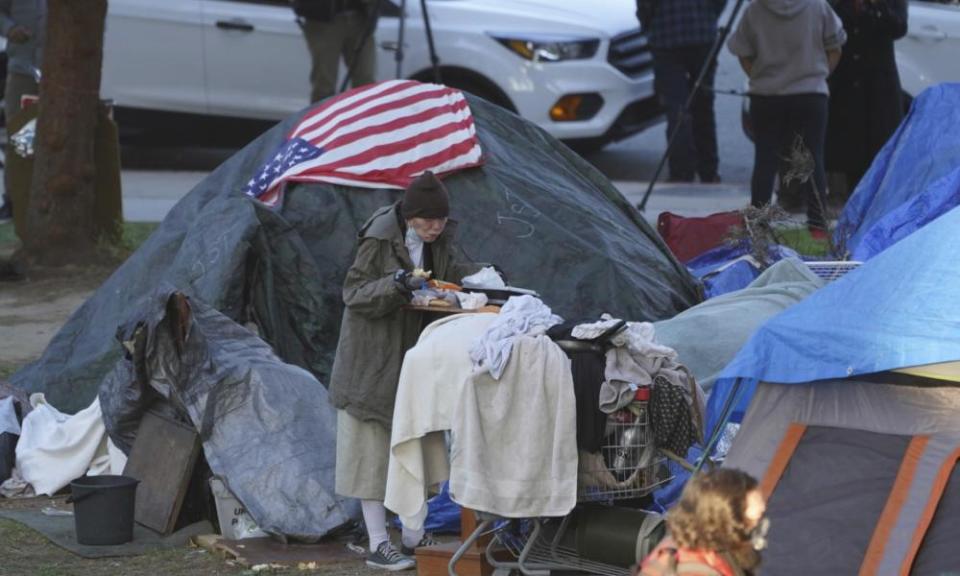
[727, 0, 846, 239]
[0, 0, 45, 223]
[825, 0, 907, 204]
[636, 0, 727, 183]
[293, 0, 378, 104]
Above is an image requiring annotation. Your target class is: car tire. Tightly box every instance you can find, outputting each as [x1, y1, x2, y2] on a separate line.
[564, 137, 608, 155]
[413, 68, 516, 113]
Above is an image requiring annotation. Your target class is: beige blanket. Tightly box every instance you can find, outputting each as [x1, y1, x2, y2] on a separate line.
[385, 313, 498, 530]
[449, 335, 578, 519]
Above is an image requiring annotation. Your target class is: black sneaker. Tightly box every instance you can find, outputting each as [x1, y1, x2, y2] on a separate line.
[0, 201, 12, 223]
[366, 541, 415, 571]
[400, 533, 439, 557]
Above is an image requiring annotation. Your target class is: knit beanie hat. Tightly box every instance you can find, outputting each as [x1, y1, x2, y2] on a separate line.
[401, 171, 450, 220]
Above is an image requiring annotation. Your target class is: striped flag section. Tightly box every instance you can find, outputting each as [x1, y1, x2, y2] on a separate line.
[244, 80, 484, 207]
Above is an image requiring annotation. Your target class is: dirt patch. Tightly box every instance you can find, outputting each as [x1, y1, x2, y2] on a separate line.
[0, 497, 384, 575]
[0, 265, 112, 370]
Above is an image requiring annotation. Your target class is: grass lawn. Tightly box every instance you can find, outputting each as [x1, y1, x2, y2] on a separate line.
[0, 221, 159, 256]
[0, 220, 17, 249]
[776, 226, 832, 258]
[0, 518, 248, 576]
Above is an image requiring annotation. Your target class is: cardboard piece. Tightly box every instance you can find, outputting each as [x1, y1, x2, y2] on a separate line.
[123, 410, 201, 535]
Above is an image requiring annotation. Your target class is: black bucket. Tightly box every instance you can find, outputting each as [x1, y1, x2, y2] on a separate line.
[68, 475, 139, 545]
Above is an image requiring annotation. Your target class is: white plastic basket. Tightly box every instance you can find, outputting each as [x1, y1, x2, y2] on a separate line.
[806, 260, 862, 283]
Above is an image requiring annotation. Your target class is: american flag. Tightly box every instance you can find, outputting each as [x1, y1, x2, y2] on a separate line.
[245, 80, 484, 207]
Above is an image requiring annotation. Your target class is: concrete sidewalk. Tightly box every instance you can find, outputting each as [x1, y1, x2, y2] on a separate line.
[118, 169, 755, 226]
[121, 170, 210, 222]
[617, 181, 751, 223]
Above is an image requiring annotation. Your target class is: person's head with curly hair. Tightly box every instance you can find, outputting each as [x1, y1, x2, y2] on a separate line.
[667, 468, 766, 572]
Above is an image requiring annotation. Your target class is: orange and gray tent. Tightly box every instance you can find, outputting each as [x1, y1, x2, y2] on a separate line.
[707, 207, 960, 574]
[725, 371, 960, 575]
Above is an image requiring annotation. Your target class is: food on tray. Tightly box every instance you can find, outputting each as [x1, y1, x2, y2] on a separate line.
[427, 298, 453, 308]
[478, 305, 502, 314]
[427, 279, 461, 292]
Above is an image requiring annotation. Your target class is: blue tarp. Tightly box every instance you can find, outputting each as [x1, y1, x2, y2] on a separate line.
[707, 205, 960, 436]
[687, 244, 801, 299]
[837, 83, 960, 260]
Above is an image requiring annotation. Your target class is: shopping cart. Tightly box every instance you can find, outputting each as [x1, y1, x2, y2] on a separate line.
[448, 379, 671, 576]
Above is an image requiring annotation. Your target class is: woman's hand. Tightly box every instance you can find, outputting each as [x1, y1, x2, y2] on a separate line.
[393, 269, 426, 294]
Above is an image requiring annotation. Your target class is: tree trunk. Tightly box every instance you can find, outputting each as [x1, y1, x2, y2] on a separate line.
[22, 0, 108, 265]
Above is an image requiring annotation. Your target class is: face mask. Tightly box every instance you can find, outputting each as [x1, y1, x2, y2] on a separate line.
[750, 516, 770, 551]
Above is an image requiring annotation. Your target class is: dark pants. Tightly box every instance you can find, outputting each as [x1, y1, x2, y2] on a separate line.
[652, 44, 719, 181]
[749, 93, 828, 228]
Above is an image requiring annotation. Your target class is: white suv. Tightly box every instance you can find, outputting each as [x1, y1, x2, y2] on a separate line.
[101, 0, 661, 149]
[897, 0, 960, 99]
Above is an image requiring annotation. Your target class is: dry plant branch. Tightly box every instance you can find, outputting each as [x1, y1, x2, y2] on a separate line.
[781, 134, 840, 256]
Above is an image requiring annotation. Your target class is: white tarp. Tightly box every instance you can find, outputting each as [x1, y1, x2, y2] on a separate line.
[16, 395, 127, 496]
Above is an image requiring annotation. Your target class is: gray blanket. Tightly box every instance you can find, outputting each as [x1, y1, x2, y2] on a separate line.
[654, 259, 824, 395]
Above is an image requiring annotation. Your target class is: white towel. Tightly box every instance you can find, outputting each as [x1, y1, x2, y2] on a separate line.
[469, 295, 562, 380]
[451, 335, 578, 519]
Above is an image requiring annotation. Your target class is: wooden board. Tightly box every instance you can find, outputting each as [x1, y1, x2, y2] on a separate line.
[416, 540, 514, 576]
[416, 508, 499, 576]
[403, 305, 482, 315]
[123, 410, 201, 535]
[403, 304, 500, 316]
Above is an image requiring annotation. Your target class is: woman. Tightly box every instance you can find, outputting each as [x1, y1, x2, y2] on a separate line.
[637, 469, 768, 576]
[826, 0, 908, 201]
[328, 171, 485, 570]
[728, 0, 847, 238]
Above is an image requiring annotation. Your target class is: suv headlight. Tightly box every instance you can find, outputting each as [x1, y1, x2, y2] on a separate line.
[491, 34, 600, 62]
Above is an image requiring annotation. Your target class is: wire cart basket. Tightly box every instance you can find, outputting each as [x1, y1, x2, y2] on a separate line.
[449, 390, 672, 576]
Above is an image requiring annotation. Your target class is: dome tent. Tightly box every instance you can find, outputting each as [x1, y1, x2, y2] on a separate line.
[12, 92, 700, 412]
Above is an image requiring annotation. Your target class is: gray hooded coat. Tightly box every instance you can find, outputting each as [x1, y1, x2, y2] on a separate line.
[728, 0, 846, 95]
[328, 202, 482, 425]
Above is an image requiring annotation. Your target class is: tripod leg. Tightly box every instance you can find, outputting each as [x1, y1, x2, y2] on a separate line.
[395, 0, 407, 78]
[419, 0, 442, 83]
[339, 0, 383, 94]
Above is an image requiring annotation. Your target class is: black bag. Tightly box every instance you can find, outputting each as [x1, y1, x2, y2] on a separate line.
[0, 432, 17, 484]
